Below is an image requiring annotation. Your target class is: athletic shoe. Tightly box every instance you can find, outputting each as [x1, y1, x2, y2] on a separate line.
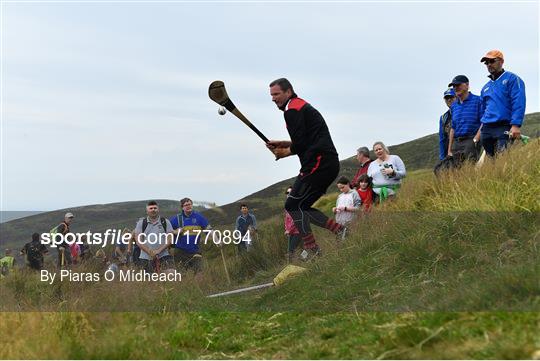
[302, 246, 322, 262]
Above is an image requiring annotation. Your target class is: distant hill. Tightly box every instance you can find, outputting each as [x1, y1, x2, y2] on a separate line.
[0, 200, 183, 249]
[0, 211, 43, 223]
[2, 113, 538, 249]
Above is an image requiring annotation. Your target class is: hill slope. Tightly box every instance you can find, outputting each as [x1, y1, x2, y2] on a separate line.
[1, 136, 538, 359]
[205, 111, 540, 223]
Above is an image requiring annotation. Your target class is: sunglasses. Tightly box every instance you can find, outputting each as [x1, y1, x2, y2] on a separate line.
[483, 58, 498, 64]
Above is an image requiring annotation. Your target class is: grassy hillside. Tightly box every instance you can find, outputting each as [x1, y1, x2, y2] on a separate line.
[208, 112, 540, 223]
[1, 138, 538, 359]
[3, 113, 538, 250]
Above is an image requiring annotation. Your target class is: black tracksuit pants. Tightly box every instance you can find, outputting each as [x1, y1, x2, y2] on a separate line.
[284, 154, 342, 249]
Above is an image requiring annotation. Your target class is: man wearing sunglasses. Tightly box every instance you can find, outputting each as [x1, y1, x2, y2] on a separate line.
[479, 50, 526, 156]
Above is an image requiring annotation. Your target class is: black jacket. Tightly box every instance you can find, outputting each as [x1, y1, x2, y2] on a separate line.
[283, 97, 338, 173]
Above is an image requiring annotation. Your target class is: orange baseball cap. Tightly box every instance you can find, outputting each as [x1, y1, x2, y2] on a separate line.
[481, 50, 504, 62]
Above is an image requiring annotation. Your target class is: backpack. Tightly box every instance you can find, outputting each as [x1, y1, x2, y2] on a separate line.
[142, 217, 168, 233]
[26, 241, 44, 262]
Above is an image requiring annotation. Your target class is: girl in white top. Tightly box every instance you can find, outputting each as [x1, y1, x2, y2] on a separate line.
[332, 176, 362, 225]
[367, 141, 406, 201]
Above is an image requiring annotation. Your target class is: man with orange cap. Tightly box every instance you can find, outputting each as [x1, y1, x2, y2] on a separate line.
[479, 50, 526, 156]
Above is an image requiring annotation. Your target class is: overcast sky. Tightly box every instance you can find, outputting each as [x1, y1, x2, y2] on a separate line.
[1, 1, 538, 211]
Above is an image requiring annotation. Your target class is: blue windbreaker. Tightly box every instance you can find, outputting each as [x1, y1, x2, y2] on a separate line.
[480, 70, 526, 126]
[169, 211, 209, 254]
[438, 110, 452, 160]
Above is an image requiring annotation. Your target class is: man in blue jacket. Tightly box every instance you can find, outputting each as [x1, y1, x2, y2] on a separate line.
[479, 50, 526, 157]
[433, 88, 457, 175]
[169, 197, 210, 274]
[439, 88, 457, 161]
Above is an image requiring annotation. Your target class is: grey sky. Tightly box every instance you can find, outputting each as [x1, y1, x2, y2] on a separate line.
[1, 1, 538, 211]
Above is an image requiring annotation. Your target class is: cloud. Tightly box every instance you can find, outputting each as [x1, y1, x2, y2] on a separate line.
[1, 2, 538, 210]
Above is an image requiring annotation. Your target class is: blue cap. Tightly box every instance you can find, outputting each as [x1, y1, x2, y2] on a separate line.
[443, 88, 455, 98]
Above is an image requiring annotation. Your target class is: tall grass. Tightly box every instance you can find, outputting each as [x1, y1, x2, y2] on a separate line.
[1, 141, 538, 358]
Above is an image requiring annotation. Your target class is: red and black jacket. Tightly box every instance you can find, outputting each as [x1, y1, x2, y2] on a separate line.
[284, 96, 338, 174]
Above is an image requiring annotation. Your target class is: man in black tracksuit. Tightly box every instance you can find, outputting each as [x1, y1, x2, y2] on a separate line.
[267, 78, 344, 257]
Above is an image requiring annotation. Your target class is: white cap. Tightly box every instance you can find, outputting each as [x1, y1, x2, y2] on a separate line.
[64, 212, 74, 218]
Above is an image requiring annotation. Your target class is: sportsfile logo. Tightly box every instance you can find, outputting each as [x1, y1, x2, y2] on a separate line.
[41, 229, 132, 248]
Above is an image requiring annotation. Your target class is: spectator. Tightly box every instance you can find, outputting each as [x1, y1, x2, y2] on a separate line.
[350, 146, 373, 189]
[169, 197, 209, 274]
[112, 228, 131, 267]
[133, 200, 174, 273]
[356, 174, 374, 213]
[92, 249, 109, 271]
[20, 233, 49, 271]
[69, 242, 80, 265]
[125, 230, 141, 267]
[439, 88, 457, 160]
[235, 204, 257, 253]
[78, 235, 92, 262]
[367, 141, 406, 202]
[0, 249, 17, 278]
[434, 88, 458, 175]
[447, 75, 483, 165]
[332, 176, 361, 239]
[479, 50, 526, 156]
[51, 212, 75, 268]
[284, 186, 302, 262]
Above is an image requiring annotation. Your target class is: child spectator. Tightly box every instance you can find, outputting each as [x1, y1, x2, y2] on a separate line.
[69, 242, 80, 265]
[284, 186, 302, 262]
[332, 176, 362, 232]
[356, 174, 374, 213]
